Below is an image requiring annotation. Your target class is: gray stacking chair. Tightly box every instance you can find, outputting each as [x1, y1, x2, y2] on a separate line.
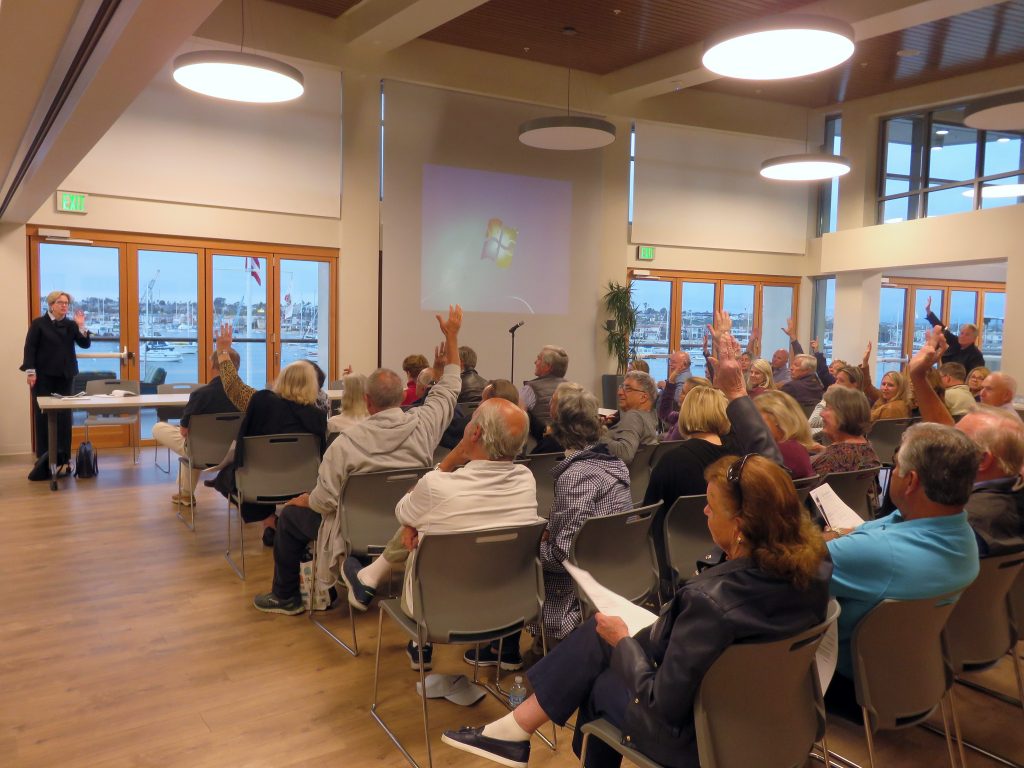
[848, 593, 964, 768]
[579, 600, 841, 768]
[568, 502, 660, 616]
[648, 439, 685, 473]
[227, 433, 321, 580]
[526, 452, 564, 519]
[866, 417, 917, 467]
[793, 474, 822, 506]
[819, 467, 880, 521]
[311, 466, 431, 656]
[628, 442, 659, 505]
[175, 411, 241, 531]
[370, 521, 548, 768]
[153, 382, 200, 472]
[83, 378, 141, 463]
[663, 494, 713, 590]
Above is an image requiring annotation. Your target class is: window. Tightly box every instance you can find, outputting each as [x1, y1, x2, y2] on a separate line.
[878, 105, 1024, 223]
[811, 277, 835, 360]
[627, 270, 799, 378]
[628, 123, 636, 225]
[817, 116, 842, 235]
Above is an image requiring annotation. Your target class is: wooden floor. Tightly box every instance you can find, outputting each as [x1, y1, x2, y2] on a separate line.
[1, 450, 1022, 767]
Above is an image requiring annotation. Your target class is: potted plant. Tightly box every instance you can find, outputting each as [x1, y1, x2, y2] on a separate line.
[601, 281, 637, 408]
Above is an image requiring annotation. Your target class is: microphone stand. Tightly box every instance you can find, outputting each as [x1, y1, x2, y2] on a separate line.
[509, 323, 521, 381]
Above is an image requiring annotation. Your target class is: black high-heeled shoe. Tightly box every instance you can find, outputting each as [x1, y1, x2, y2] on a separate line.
[262, 527, 276, 547]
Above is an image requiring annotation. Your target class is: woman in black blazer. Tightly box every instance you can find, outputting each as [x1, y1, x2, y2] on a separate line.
[20, 290, 92, 478]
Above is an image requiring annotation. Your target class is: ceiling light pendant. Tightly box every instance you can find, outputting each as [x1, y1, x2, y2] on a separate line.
[173, 50, 303, 103]
[703, 15, 855, 80]
[964, 91, 1024, 130]
[961, 183, 1024, 199]
[518, 26, 615, 150]
[760, 153, 851, 181]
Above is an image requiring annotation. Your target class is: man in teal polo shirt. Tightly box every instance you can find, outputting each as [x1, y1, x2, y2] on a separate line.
[825, 421, 981, 718]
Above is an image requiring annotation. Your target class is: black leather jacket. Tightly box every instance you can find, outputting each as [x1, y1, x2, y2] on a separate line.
[609, 556, 832, 767]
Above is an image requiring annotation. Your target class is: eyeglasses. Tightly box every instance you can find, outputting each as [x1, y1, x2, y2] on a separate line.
[726, 453, 755, 503]
[618, 384, 644, 394]
[52, 300, 69, 306]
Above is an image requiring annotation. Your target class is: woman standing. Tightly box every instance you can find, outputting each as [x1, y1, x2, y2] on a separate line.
[21, 290, 92, 480]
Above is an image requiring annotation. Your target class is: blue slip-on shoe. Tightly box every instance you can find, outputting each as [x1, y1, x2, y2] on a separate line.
[463, 642, 523, 671]
[441, 726, 530, 768]
[340, 555, 376, 611]
[406, 640, 433, 671]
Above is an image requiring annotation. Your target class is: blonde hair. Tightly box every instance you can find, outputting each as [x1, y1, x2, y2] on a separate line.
[749, 359, 775, 390]
[754, 390, 816, 451]
[340, 374, 369, 418]
[46, 290, 72, 306]
[679, 385, 731, 437]
[880, 370, 909, 404]
[273, 360, 319, 406]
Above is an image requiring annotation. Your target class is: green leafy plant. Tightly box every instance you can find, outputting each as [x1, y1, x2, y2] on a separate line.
[602, 280, 637, 375]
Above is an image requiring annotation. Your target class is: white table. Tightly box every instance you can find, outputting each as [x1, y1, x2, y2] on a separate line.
[36, 394, 191, 491]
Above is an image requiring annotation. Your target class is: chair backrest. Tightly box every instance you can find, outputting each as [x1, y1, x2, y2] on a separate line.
[84, 379, 141, 417]
[819, 467, 879, 521]
[867, 417, 917, 467]
[341, 466, 432, 557]
[695, 600, 840, 768]
[156, 382, 200, 421]
[462, 401, 481, 416]
[525, 452, 564, 520]
[627, 443, 659, 505]
[185, 412, 242, 468]
[801, 402, 816, 418]
[569, 503, 659, 615]
[649, 439, 685, 472]
[410, 521, 548, 644]
[850, 593, 961, 732]
[944, 552, 1024, 672]
[235, 434, 321, 504]
[663, 494, 713, 586]
[792, 474, 821, 506]
[1012, 570, 1024, 632]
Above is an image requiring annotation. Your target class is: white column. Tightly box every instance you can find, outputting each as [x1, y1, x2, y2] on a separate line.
[831, 271, 882, 377]
[1002, 254, 1024, 384]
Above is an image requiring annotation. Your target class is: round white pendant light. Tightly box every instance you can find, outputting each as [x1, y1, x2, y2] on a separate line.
[703, 15, 855, 80]
[173, 51, 304, 103]
[518, 116, 616, 150]
[961, 183, 1024, 199]
[964, 92, 1024, 130]
[760, 153, 851, 181]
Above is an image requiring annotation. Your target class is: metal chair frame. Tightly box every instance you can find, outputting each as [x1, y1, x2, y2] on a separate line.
[627, 443, 659, 506]
[174, 412, 241, 531]
[83, 378, 141, 463]
[525, 452, 565, 520]
[153, 382, 200, 472]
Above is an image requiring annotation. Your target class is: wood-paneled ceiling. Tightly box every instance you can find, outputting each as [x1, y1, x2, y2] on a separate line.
[266, 0, 1024, 108]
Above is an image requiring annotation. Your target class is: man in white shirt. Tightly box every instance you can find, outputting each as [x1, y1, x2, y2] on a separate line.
[938, 362, 976, 418]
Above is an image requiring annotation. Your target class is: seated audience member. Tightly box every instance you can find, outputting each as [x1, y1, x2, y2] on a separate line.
[660, 351, 692, 407]
[457, 346, 488, 403]
[753, 390, 816, 479]
[747, 359, 775, 397]
[305, 359, 330, 416]
[602, 371, 659, 464]
[400, 353, 429, 406]
[811, 386, 881, 477]
[327, 373, 369, 435]
[809, 366, 861, 442]
[252, 306, 463, 615]
[910, 368, 947, 418]
[152, 347, 240, 505]
[520, 345, 569, 440]
[481, 378, 521, 406]
[465, 383, 632, 669]
[215, 323, 257, 413]
[784, 318, 835, 389]
[212, 358, 327, 543]
[967, 366, 990, 401]
[938, 362, 975, 418]
[866, 370, 911, 421]
[980, 372, 1022, 419]
[825, 422, 981, 717]
[925, 295, 985, 371]
[780, 354, 824, 409]
[771, 346, 791, 385]
[443, 454, 830, 768]
[628, 358, 649, 374]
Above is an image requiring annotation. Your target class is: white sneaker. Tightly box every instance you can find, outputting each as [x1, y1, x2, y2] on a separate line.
[172, 493, 196, 506]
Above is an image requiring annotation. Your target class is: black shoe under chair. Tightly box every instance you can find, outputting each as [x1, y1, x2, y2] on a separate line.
[28, 453, 51, 482]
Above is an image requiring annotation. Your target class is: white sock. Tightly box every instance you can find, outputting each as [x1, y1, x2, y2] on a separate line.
[357, 556, 391, 589]
[482, 711, 530, 742]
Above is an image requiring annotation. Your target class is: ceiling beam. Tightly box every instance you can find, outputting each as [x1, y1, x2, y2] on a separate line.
[341, 0, 489, 52]
[601, 0, 1010, 100]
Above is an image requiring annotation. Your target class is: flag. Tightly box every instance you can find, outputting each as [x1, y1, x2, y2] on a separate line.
[247, 257, 262, 286]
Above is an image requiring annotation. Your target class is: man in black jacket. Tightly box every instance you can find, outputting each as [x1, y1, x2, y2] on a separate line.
[924, 295, 984, 371]
[20, 290, 92, 478]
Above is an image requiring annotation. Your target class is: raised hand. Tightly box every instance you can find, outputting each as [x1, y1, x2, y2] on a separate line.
[782, 317, 796, 339]
[435, 304, 463, 338]
[215, 321, 234, 353]
[924, 295, 932, 314]
[432, 341, 447, 380]
[810, 338, 820, 354]
[342, 364, 353, 376]
[74, 309, 87, 331]
[909, 326, 947, 377]
[861, 340, 872, 367]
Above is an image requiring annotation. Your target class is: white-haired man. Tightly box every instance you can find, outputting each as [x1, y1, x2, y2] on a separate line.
[780, 353, 824, 409]
[520, 345, 569, 439]
[925, 295, 985, 371]
[980, 372, 1021, 420]
[602, 370, 659, 464]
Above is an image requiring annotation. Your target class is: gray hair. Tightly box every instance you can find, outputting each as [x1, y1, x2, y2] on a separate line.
[896, 423, 981, 506]
[823, 385, 871, 437]
[990, 372, 1018, 397]
[416, 367, 434, 395]
[959, 405, 1024, 478]
[472, 399, 528, 459]
[794, 354, 816, 372]
[459, 345, 477, 369]
[539, 345, 569, 378]
[624, 370, 657, 403]
[46, 290, 72, 306]
[367, 368, 405, 409]
[550, 382, 603, 450]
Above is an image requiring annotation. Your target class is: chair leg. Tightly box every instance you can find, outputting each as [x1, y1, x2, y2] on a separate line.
[938, 695, 961, 768]
[861, 708, 877, 768]
[308, 542, 358, 656]
[369, 607, 426, 768]
[417, 632, 432, 768]
[224, 496, 245, 580]
[819, 721, 833, 768]
[175, 459, 195, 531]
[1012, 648, 1024, 714]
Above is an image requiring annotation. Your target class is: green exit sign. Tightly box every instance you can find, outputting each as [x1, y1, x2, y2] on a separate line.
[56, 191, 87, 214]
[637, 245, 655, 261]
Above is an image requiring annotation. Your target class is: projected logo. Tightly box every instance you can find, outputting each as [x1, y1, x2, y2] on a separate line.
[480, 218, 517, 269]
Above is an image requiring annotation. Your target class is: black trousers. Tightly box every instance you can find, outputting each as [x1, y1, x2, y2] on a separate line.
[527, 616, 631, 768]
[272, 504, 322, 600]
[32, 373, 73, 461]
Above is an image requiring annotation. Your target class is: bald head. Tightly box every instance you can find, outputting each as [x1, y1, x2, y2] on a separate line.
[957, 405, 1024, 480]
[366, 368, 405, 411]
[771, 348, 789, 370]
[980, 373, 1017, 408]
[467, 397, 529, 460]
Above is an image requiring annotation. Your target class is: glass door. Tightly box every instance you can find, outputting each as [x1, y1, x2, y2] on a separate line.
[629, 278, 671, 383]
[878, 286, 907, 377]
[911, 288, 943, 356]
[679, 281, 716, 378]
[981, 291, 1005, 371]
[279, 258, 331, 377]
[761, 284, 795, 358]
[211, 253, 269, 388]
[722, 283, 756, 355]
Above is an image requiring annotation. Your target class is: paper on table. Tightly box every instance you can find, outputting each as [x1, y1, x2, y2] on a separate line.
[809, 483, 865, 531]
[563, 561, 658, 637]
[815, 620, 839, 693]
[51, 391, 88, 399]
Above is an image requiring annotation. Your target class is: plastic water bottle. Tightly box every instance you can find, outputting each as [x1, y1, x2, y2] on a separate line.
[508, 676, 528, 709]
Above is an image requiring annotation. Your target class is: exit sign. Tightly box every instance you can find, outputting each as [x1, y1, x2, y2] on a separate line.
[56, 191, 87, 214]
[637, 245, 655, 261]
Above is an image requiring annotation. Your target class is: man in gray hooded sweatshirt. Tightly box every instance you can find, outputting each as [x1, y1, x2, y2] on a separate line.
[254, 305, 463, 615]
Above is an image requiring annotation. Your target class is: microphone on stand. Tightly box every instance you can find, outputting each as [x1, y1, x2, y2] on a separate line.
[508, 321, 525, 333]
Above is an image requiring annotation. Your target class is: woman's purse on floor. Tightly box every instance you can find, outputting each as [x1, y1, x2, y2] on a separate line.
[74, 441, 99, 479]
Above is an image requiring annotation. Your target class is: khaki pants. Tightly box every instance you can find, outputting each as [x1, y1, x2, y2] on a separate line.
[152, 421, 201, 493]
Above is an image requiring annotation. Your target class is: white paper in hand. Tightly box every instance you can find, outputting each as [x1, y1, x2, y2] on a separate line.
[809, 483, 865, 531]
[563, 561, 658, 637]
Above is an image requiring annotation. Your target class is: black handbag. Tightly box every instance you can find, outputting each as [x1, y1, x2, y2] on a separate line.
[74, 441, 99, 479]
